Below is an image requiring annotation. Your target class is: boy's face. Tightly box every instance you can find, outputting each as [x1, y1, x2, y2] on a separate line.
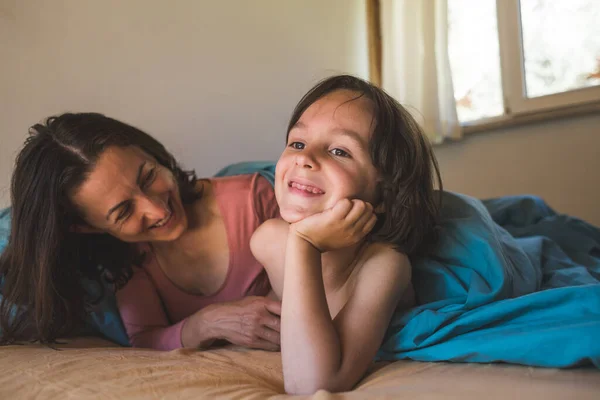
[275, 90, 381, 223]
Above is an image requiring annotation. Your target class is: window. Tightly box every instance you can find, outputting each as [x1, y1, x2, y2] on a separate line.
[448, 0, 600, 125]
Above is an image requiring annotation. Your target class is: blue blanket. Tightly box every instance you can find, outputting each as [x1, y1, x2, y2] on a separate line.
[378, 192, 600, 368]
[1, 162, 599, 368]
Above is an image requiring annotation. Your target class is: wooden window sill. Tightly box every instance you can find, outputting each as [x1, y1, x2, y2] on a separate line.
[461, 101, 600, 135]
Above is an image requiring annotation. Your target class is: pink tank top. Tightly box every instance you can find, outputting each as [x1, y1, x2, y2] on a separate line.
[116, 173, 279, 350]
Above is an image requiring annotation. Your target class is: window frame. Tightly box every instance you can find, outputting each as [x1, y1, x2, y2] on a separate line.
[495, 0, 600, 116]
[367, 0, 600, 132]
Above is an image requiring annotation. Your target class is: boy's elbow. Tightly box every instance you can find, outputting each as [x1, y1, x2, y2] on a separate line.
[249, 226, 268, 264]
[285, 380, 325, 396]
[284, 375, 352, 395]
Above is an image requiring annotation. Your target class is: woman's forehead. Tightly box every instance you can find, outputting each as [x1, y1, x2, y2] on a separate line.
[88, 147, 148, 184]
[71, 147, 150, 217]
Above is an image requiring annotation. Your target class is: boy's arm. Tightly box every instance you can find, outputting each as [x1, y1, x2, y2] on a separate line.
[282, 240, 410, 395]
[250, 218, 288, 300]
[329, 247, 410, 390]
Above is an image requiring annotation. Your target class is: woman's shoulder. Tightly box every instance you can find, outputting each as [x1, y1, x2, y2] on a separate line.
[210, 173, 278, 222]
[208, 173, 268, 196]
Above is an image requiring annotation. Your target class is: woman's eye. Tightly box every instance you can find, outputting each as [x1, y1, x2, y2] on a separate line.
[289, 142, 305, 150]
[142, 168, 156, 188]
[116, 203, 132, 223]
[330, 148, 349, 157]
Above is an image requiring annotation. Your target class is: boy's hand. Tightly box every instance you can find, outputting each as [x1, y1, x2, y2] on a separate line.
[290, 199, 377, 252]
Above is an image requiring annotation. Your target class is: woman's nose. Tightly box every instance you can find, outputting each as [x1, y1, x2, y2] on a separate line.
[139, 195, 169, 220]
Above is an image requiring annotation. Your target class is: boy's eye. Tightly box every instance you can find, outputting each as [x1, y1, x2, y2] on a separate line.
[330, 148, 349, 157]
[289, 142, 305, 150]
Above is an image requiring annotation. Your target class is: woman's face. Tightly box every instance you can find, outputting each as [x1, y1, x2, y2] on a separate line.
[71, 146, 188, 243]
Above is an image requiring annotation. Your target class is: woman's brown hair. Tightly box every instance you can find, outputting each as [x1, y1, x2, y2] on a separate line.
[0, 113, 199, 344]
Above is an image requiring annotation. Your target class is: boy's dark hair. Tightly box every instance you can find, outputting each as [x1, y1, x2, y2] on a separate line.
[0, 113, 200, 345]
[287, 75, 442, 255]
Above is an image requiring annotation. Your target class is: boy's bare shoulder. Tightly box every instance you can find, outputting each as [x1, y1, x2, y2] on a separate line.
[358, 242, 411, 281]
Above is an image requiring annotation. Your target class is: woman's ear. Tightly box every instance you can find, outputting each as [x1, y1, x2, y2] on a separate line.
[70, 224, 103, 234]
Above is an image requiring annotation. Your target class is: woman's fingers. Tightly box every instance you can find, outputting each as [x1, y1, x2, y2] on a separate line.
[261, 313, 281, 332]
[263, 298, 282, 316]
[258, 326, 280, 345]
[251, 338, 280, 352]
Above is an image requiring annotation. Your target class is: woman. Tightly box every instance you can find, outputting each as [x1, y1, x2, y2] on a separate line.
[0, 113, 281, 351]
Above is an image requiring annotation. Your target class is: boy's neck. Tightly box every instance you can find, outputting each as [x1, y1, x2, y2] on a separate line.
[320, 241, 368, 291]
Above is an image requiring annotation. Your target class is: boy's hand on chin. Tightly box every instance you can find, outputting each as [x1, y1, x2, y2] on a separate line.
[289, 199, 377, 252]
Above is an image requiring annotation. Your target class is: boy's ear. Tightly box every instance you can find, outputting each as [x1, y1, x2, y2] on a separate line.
[70, 224, 103, 234]
[373, 180, 386, 214]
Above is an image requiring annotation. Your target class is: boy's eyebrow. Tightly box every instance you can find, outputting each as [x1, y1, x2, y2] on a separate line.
[291, 121, 307, 130]
[336, 128, 367, 148]
[292, 121, 366, 147]
[105, 161, 146, 221]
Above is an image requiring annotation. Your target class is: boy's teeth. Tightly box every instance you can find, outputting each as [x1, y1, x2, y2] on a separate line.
[291, 182, 324, 194]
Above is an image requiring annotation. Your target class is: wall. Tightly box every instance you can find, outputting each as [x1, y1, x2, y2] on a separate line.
[1, 0, 598, 226]
[435, 113, 600, 226]
[0, 0, 369, 206]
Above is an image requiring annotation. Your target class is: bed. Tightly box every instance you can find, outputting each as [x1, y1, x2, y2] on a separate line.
[1, 165, 599, 398]
[1, 337, 598, 399]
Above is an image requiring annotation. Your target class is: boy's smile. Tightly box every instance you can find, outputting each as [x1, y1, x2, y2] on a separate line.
[275, 89, 381, 223]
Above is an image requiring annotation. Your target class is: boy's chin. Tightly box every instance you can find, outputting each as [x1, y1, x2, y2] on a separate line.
[280, 207, 322, 224]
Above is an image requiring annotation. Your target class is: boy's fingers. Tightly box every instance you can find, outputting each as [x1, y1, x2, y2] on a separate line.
[330, 198, 353, 219]
[353, 203, 375, 229]
[345, 200, 369, 225]
[362, 214, 378, 235]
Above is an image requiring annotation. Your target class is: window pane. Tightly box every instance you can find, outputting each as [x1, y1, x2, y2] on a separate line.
[448, 0, 504, 123]
[520, 0, 600, 98]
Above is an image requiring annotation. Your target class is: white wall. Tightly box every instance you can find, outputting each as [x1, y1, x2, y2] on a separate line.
[0, 0, 369, 206]
[1, 0, 599, 227]
[436, 114, 600, 226]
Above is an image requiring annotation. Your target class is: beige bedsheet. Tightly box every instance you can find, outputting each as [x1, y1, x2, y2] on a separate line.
[0, 337, 598, 399]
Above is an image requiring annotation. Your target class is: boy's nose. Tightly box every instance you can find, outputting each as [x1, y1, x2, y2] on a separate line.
[295, 151, 318, 169]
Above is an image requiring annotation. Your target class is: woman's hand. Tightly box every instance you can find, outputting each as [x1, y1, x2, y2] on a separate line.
[182, 296, 281, 351]
[290, 199, 377, 252]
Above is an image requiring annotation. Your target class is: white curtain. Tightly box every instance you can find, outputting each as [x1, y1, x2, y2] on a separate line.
[380, 0, 462, 143]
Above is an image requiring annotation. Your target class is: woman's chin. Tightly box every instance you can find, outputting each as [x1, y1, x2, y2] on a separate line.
[149, 214, 188, 243]
[164, 217, 188, 241]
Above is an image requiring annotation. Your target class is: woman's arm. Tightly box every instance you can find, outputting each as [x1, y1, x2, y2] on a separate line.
[186, 296, 281, 351]
[281, 238, 409, 394]
[116, 267, 281, 351]
[116, 267, 214, 350]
